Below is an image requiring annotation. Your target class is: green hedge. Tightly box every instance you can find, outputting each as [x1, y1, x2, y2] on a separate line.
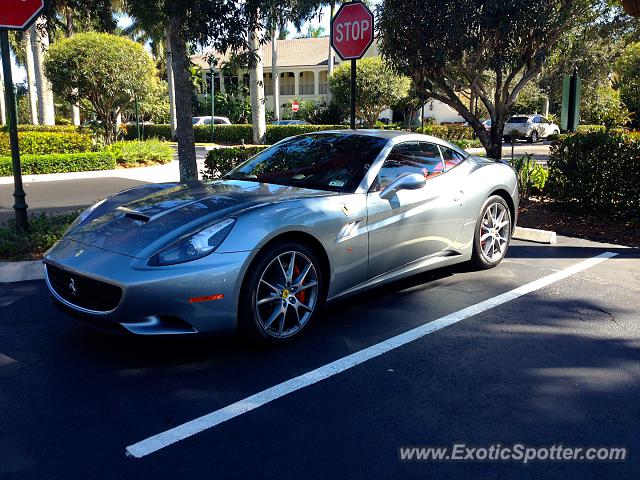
[0, 152, 115, 176]
[126, 124, 347, 144]
[0, 131, 93, 156]
[265, 125, 347, 143]
[415, 124, 475, 140]
[203, 146, 270, 179]
[0, 124, 82, 133]
[546, 131, 640, 217]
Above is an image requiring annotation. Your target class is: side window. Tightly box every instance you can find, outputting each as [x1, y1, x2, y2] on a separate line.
[374, 142, 444, 190]
[533, 116, 541, 123]
[540, 117, 550, 124]
[440, 146, 467, 170]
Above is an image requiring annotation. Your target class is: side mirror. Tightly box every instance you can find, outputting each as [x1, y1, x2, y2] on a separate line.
[379, 173, 426, 200]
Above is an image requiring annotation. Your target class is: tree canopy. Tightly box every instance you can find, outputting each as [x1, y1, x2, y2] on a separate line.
[329, 57, 410, 128]
[377, 0, 592, 158]
[44, 32, 156, 142]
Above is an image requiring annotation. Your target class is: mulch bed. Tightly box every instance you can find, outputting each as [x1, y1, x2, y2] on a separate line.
[517, 197, 640, 247]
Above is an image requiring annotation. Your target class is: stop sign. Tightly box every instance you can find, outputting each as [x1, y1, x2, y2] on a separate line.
[292, 101, 300, 113]
[0, 0, 45, 31]
[330, 1, 374, 61]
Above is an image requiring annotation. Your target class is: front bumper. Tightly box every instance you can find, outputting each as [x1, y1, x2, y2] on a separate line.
[44, 238, 253, 335]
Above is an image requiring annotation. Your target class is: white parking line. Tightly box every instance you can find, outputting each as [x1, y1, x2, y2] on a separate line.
[126, 251, 617, 458]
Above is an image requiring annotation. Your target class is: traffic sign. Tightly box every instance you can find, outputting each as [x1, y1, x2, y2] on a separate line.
[0, 0, 45, 31]
[292, 101, 300, 113]
[330, 1, 374, 61]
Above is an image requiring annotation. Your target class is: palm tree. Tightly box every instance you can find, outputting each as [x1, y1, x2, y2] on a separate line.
[327, 1, 336, 78]
[248, 10, 267, 144]
[23, 29, 39, 124]
[30, 18, 56, 125]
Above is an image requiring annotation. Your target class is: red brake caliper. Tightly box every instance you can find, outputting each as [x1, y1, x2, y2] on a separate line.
[293, 264, 306, 303]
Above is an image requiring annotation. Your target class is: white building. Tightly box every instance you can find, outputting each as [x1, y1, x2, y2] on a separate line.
[192, 37, 470, 125]
[191, 37, 392, 121]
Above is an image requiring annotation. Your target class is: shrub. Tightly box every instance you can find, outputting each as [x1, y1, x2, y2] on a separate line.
[0, 152, 115, 176]
[579, 84, 631, 130]
[0, 132, 93, 156]
[0, 212, 79, 261]
[203, 146, 270, 179]
[415, 124, 475, 140]
[509, 153, 548, 205]
[546, 131, 640, 217]
[451, 138, 483, 149]
[106, 139, 173, 167]
[576, 125, 607, 134]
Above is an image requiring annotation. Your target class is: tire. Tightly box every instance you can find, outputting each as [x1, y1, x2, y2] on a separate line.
[239, 242, 325, 343]
[528, 130, 538, 143]
[471, 195, 512, 269]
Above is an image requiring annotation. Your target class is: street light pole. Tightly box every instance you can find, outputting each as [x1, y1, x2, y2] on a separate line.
[0, 31, 28, 231]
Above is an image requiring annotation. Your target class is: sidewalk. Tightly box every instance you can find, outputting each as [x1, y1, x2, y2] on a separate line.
[0, 160, 180, 186]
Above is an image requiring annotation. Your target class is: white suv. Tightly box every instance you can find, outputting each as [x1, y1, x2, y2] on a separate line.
[503, 114, 560, 143]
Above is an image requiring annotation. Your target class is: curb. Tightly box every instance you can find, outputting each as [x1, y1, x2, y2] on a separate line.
[513, 226, 557, 244]
[0, 260, 44, 283]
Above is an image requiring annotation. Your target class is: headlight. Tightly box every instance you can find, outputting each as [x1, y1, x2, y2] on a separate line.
[65, 199, 107, 235]
[148, 218, 236, 266]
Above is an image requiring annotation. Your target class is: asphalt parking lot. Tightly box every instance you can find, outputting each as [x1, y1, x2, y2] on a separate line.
[1, 236, 639, 479]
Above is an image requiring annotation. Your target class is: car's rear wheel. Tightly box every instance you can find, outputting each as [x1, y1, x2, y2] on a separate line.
[471, 196, 512, 269]
[528, 130, 538, 143]
[240, 242, 324, 343]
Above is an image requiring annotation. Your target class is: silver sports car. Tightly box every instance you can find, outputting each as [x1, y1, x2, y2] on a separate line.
[44, 130, 518, 343]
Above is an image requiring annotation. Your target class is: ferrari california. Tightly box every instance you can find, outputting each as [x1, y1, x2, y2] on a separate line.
[44, 130, 518, 343]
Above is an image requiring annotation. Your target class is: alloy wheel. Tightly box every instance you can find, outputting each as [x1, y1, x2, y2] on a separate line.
[479, 202, 510, 263]
[255, 251, 319, 338]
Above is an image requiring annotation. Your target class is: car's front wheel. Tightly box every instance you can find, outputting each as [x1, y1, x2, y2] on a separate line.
[471, 196, 512, 269]
[240, 242, 324, 343]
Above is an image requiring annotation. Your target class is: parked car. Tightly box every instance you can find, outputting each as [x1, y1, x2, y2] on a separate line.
[273, 120, 308, 125]
[503, 114, 560, 143]
[44, 130, 518, 343]
[482, 119, 492, 131]
[193, 116, 231, 126]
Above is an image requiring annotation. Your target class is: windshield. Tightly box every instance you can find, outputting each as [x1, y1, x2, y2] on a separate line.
[224, 133, 389, 193]
[507, 116, 530, 123]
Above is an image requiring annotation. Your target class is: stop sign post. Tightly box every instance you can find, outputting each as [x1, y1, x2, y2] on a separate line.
[0, 0, 44, 231]
[330, 1, 374, 129]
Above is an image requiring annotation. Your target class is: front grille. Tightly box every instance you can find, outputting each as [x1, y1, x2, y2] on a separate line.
[45, 263, 122, 312]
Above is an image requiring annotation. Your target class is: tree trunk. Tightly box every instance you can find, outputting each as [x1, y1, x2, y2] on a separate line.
[168, 14, 197, 181]
[165, 33, 178, 140]
[327, 0, 336, 102]
[0, 67, 5, 126]
[249, 18, 266, 144]
[23, 29, 39, 125]
[272, 23, 280, 122]
[30, 20, 55, 125]
[64, 9, 81, 126]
